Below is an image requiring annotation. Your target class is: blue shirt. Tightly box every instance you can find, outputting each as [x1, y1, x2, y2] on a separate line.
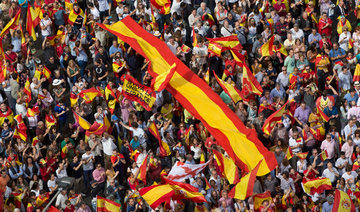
[322, 202, 333, 212]
[329, 48, 346, 63]
[270, 87, 285, 99]
[109, 45, 123, 58]
[324, 106, 339, 118]
[344, 93, 358, 103]
[53, 10, 65, 26]
[54, 104, 66, 121]
[308, 33, 321, 48]
[18, 0, 28, 8]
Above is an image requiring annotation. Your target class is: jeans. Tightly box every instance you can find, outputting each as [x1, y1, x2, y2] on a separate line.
[83, 169, 93, 190]
[78, 60, 87, 78]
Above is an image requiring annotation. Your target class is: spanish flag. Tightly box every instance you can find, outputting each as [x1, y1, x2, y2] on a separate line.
[242, 64, 263, 96]
[26, 106, 40, 117]
[148, 122, 171, 157]
[27, 6, 40, 41]
[65, 0, 74, 12]
[70, 92, 78, 107]
[104, 84, 120, 114]
[151, 63, 176, 92]
[73, 111, 91, 130]
[260, 36, 275, 57]
[139, 184, 175, 209]
[137, 155, 149, 184]
[207, 35, 242, 51]
[35, 194, 49, 208]
[274, 42, 288, 56]
[85, 115, 111, 136]
[47, 30, 65, 46]
[262, 100, 290, 135]
[253, 191, 272, 210]
[230, 49, 245, 67]
[68, 8, 85, 25]
[96, 196, 122, 212]
[97, 17, 277, 176]
[302, 177, 332, 195]
[349, 38, 355, 49]
[319, 150, 328, 161]
[32, 136, 39, 146]
[285, 147, 293, 160]
[0, 106, 14, 126]
[204, 69, 209, 84]
[192, 27, 198, 47]
[150, 0, 171, 15]
[166, 180, 207, 203]
[333, 189, 355, 212]
[45, 114, 56, 128]
[43, 66, 51, 80]
[13, 115, 27, 141]
[61, 145, 67, 158]
[208, 42, 222, 56]
[181, 44, 191, 54]
[79, 87, 102, 103]
[228, 161, 261, 200]
[24, 77, 31, 103]
[337, 18, 352, 35]
[296, 152, 308, 160]
[354, 64, 360, 82]
[0, 40, 6, 83]
[200, 153, 205, 164]
[213, 149, 240, 185]
[112, 61, 124, 78]
[214, 71, 244, 104]
[316, 98, 331, 122]
[0, 10, 20, 37]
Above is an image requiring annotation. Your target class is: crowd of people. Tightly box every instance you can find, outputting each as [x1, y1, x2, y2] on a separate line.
[1, 0, 360, 211]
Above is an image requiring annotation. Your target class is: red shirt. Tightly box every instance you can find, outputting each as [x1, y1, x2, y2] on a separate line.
[64, 205, 75, 212]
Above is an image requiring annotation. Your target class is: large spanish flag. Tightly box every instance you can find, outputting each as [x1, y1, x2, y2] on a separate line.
[302, 177, 332, 195]
[214, 72, 244, 103]
[260, 36, 275, 57]
[213, 149, 240, 185]
[0, 10, 20, 37]
[96, 196, 121, 212]
[139, 184, 175, 209]
[228, 161, 261, 200]
[332, 189, 355, 212]
[262, 100, 290, 135]
[148, 122, 171, 157]
[26, 6, 40, 41]
[207, 35, 242, 51]
[97, 17, 277, 176]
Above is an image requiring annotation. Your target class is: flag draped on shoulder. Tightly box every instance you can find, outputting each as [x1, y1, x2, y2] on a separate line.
[253, 191, 272, 210]
[97, 16, 277, 176]
[148, 122, 171, 157]
[96, 196, 122, 212]
[228, 161, 261, 200]
[332, 189, 355, 212]
[167, 161, 210, 182]
[68, 8, 85, 25]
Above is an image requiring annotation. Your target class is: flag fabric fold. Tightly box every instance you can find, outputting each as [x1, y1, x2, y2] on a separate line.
[148, 122, 171, 157]
[214, 72, 244, 104]
[302, 177, 332, 195]
[262, 101, 290, 135]
[332, 189, 355, 212]
[96, 196, 122, 211]
[139, 184, 175, 209]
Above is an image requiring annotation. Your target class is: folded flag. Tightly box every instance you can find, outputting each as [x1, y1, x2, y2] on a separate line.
[302, 177, 332, 195]
[228, 161, 261, 200]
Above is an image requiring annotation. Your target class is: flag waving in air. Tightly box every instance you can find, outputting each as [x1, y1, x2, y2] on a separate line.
[148, 122, 171, 157]
[97, 16, 277, 176]
[332, 190, 355, 212]
[262, 100, 291, 135]
[167, 161, 210, 182]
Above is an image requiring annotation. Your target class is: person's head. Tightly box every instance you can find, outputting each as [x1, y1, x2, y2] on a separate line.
[340, 151, 346, 159]
[333, 43, 339, 50]
[282, 171, 289, 179]
[327, 162, 333, 169]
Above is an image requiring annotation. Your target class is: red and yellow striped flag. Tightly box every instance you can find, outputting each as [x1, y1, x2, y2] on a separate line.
[32, 136, 39, 146]
[79, 87, 102, 103]
[302, 177, 332, 195]
[207, 35, 242, 51]
[68, 8, 85, 25]
[26, 107, 40, 117]
[262, 100, 290, 135]
[27, 6, 40, 41]
[70, 92, 78, 107]
[148, 122, 171, 157]
[43, 66, 51, 80]
[139, 184, 175, 209]
[354, 64, 360, 82]
[200, 153, 205, 164]
[96, 196, 122, 212]
[213, 149, 240, 185]
[242, 64, 263, 96]
[166, 180, 207, 203]
[151, 63, 176, 92]
[208, 42, 222, 56]
[274, 42, 288, 56]
[13, 115, 27, 141]
[214, 72, 244, 103]
[333, 189, 355, 212]
[45, 114, 56, 128]
[104, 84, 120, 114]
[285, 147, 293, 160]
[260, 36, 275, 57]
[97, 17, 277, 176]
[319, 150, 328, 161]
[296, 152, 308, 160]
[228, 160, 261, 200]
[150, 0, 171, 15]
[0, 39, 6, 83]
[0, 10, 20, 37]
[181, 44, 191, 54]
[253, 191, 272, 210]
[24, 77, 31, 103]
[73, 111, 91, 130]
[137, 155, 149, 184]
[192, 27, 198, 47]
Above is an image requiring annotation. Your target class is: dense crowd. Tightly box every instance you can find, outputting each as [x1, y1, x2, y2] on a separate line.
[1, 0, 360, 211]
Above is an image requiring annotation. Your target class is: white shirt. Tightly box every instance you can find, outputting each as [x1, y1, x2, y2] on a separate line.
[90, 7, 100, 21]
[167, 41, 179, 55]
[170, 0, 182, 15]
[98, 0, 109, 12]
[289, 137, 303, 153]
[47, 179, 57, 190]
[56, 166, 68, 178]
[40, 18, 52, 37]
[335, 157, 351, 175]
[339, 31, 351, 51]
[342, 171, 358, 183]
[221, 26, 234, 37]
[129, 127, 146, 145]
[55, 192, 68, 209]
[101, 137, 117, 156]
[296, 159, 307, 174]
[322, 168, 339, 183]
[82, 152, 95, 171]
[290, 28, 304, 41]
